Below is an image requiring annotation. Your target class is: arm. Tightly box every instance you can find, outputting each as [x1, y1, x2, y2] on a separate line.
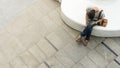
[91, 19, 103, 25]
[85, 13, 88, 27]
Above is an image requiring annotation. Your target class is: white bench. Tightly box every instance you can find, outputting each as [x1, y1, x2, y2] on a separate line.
[61, 0, 120, 37]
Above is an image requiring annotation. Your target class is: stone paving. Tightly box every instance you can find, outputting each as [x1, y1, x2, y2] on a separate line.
[0, 0, 119, 68]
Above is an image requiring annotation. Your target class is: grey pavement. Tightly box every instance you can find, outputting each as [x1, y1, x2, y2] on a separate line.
[0, 0, 119, 68]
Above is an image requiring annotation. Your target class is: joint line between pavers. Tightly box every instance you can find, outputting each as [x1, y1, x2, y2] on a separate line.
[45, 37, 58, 51]
[101, 42, 120, 65]
[101, 42, 118, 56]
[114, 59, 120, 65]
[44, 61, 51, 68]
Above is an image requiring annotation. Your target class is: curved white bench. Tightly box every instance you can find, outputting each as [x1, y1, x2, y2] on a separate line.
[61, 0, 120, 37]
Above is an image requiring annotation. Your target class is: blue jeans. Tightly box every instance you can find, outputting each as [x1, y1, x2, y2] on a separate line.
[80, 19, 96, 40]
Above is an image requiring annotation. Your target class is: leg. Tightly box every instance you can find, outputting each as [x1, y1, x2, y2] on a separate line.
[83, 32, 91, 46]
[83, 25, 93, 46]
[76, 27, 87, 42]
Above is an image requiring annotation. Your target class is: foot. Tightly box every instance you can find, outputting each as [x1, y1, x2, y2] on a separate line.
[82, 40, 88, 46]
[76, 35, 82, 42]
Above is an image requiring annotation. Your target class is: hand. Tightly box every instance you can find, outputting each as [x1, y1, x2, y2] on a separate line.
[91, 22, 97, 25]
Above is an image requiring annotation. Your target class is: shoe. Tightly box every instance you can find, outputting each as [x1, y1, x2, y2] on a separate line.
[82, 40, 88, 46]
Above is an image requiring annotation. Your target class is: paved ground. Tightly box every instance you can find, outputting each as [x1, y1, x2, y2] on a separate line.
[0, 0, 38, 28]
[0, 0, 119, 68]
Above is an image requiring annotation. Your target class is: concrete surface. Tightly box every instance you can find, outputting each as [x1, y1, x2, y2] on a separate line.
[0, 0, 119, 68]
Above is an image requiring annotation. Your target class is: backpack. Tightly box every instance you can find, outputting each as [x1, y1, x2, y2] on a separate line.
[98, 10, 103, 20]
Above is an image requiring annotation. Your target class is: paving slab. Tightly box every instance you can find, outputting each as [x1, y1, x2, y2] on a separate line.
[37, 38, 56, 57]
[37, 63, 48, 68]
[0, 35, 25, 61]
[5, 0, 58, 36]
[88, 50, 108, 68]
[24, 0, 47, 20]
[29, 45, 46, 63]
[87, 38, 98, 50]
[33, 0, 59, 17]
[0, 50, 9, 64]
[10, 57, 28, 68]
[110, 37, 120, 47]
[107, 61, 120, 68]
[63, 41, 90, 63]
[16, 20, 45, 45]
[20, 51, 40, 68]
[0, 29, 11, 42]
[48, 8, 64, 26]
[115, 55, 120, 65]
[104, 38, 120, 56]
[0, 0, 63, 68]
[91, 36, 106, 44]
[46, 28, 74, 50]
[62, 23, 80, 39]
[46, 56, 65, 68]
[0, 0, 36, 28]
[72, 63, 84, 68]
[44, 0, 60, 11]
[44, 0, 60, 9]
[55, 50, 75, 68]
[5, 16, 32, 36]
[95, 44, 116, 63]
[40, 16, 59, 36]
[15, 31, 35, 51]
[80, 56, 99, 68]
[0, 63, 11, 68]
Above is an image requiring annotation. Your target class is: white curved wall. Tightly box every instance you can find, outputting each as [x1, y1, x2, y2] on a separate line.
[61, 0, 120, 37]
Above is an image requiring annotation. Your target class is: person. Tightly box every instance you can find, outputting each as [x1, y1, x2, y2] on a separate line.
[76, 7, 105, 46]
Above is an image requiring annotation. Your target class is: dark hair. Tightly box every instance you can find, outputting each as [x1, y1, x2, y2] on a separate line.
[87, 10, 95, 20]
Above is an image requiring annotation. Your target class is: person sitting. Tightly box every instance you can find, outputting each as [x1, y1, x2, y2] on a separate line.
[76, 7, 105, 46]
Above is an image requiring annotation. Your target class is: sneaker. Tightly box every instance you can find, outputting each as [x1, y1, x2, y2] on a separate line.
[82, 40, 88, 46]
